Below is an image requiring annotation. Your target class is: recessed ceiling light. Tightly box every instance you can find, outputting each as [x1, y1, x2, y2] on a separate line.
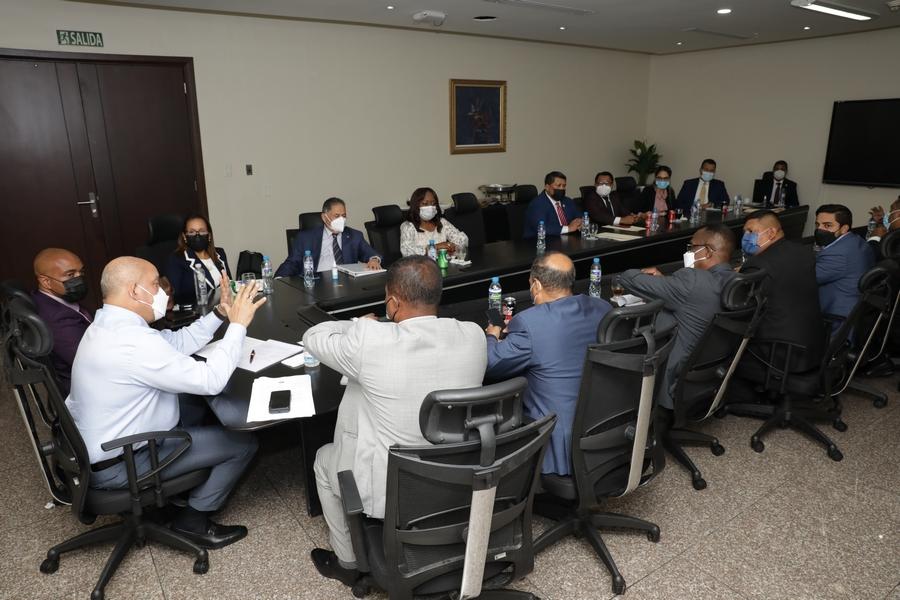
[717, 8, 732, 14]
[676, 41, 683, 45]
[474, 15, 497, 21]
[559, 25, 567, 30]
[803, 25, 811, 29]
[386, 5, 395, 9]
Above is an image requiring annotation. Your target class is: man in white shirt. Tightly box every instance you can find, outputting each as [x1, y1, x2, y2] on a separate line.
[67, 257, 265, 549]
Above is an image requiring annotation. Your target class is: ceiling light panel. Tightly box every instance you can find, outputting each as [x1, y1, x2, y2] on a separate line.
[482, 0, 595, 16]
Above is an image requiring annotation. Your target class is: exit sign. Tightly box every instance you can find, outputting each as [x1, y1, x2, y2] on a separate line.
[57, 30, 104, 48]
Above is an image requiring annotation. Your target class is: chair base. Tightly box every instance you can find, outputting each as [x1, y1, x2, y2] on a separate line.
[349, 574, 539, 600]
[846, 380, 888, 408]
[40, 512, 208, 600]
[663, 428, 725, 491]
[533, 498, 659, 596]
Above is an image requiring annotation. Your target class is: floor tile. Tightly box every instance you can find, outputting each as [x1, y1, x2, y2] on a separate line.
[624, 556, 751, 599]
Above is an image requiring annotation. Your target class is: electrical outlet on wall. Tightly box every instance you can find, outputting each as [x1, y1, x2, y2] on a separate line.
[245, 164, 253, 176]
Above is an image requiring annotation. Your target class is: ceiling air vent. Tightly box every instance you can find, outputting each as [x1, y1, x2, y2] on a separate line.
[481, 0, 595, 16]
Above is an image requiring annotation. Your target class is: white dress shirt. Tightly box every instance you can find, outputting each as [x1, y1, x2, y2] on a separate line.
[66, 305, 246, 464]
[317, 227, 343, 273]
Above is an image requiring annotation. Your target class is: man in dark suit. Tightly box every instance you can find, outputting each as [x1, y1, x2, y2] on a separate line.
[275, 197, 381, 276]
[523, 171, 583, 238]
[814, 204, 874, 319]
[583, 171, 643, 226]
[619, 224, 737, 410]
[31, 248, 93, 396]
[676, 158, 730, 213]
[752, 160, 799, 207]
[484, 252, 612, 475]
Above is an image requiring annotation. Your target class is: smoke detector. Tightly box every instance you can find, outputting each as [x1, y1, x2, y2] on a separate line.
[412, 10, 446, 26]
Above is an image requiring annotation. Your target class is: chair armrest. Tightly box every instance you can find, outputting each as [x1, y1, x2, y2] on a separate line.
[338, 470, 370, 573]
[101, 430, 193, 495]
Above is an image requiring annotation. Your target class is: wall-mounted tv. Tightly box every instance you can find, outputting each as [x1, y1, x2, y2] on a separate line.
[822, 98, 900, 188]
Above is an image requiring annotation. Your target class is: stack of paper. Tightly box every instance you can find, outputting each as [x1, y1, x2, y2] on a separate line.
[247, 375, 316, 423]
[196, 337, 302, 373]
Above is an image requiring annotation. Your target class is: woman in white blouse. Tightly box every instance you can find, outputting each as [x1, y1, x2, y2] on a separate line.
[400, 187, 469, 257]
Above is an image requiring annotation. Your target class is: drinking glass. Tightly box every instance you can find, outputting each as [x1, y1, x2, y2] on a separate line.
[241, 272, 256, 287]
[590, 223, 599, 238]
[455, 242, 467, 262]
[611, 275, 625, 298]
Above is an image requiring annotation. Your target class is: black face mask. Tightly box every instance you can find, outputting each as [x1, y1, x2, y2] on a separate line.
[186, 234, 210, 252]
[59, 276, 88, 303]
[552, 188, 566, 202]
[814, 229, 837, 248]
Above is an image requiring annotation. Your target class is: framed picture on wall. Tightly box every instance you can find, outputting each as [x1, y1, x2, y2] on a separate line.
[450, 79, 507, 154]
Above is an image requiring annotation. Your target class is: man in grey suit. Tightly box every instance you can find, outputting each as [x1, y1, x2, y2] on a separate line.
[619, 224, 737, 411]
[304, 256, 487, 586]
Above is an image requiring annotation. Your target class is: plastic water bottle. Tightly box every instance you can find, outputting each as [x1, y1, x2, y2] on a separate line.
[589, 257, 602, 298]
[735, 195, 744, 215]
[691, 198, 701, 225]
[867, 216, 877, 238]
[260, 255, 274, 294]
[192, 264, 209, 307]
[650, 208, 659, 232]
[581, 211, 590, 237]
[303, 250, 315, 288]
[303, 351, 320, 369]
[488, 277, 502, 310]
[427, 239, 438, 261]
[536, 220, 546, 254]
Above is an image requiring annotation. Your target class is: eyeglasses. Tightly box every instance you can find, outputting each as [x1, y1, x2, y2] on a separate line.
[186, 230, 209, 236]
[686, 243, 709, 251]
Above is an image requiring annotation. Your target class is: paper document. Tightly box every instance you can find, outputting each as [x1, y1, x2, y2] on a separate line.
[604, 225, 645, 232]
[611, 294, 645, 307]
[247, 375, 316, 423]
[196, 336, 302, 373]
[337, 263, 386, 277]
[596, 232, 641, 242]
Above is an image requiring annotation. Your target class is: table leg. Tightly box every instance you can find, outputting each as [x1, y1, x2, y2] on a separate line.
[298, 410, 338, 516]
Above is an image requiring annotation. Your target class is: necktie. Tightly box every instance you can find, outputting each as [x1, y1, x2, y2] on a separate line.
[332, 233, 344, 265]
[699, 182, 708, 205]
[774, 183, 782, 206]
[554, 201, 569, 226]
[603, 196, 612, 213]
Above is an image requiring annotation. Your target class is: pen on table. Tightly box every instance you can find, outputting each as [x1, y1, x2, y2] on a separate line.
[249, 350, 256, 364]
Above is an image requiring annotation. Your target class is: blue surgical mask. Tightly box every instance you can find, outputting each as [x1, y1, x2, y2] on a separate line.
[883, 212, 900, 228]
[656, 180, 670, 190]
[741, 231, 759, 255]
[700, 171, 715, 182]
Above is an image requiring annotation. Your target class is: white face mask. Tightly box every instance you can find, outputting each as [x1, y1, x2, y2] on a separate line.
[137, 284, 168, 321]
[419, 205, 438, 221]
[683, 247, 708, 269]
[773, 169, 786, 181]
[328, 216, 346, 233]
[596, 184, 612, 197]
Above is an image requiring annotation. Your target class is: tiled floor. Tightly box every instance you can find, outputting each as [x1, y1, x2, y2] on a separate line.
[2, 376, 898, 600]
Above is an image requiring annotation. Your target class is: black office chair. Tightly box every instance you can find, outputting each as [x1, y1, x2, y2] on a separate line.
[506, 203, 529, 242]
[4, 302, 214, 600]
[514, 184, 538, 205]
[135, 213, 184, 274]
[340, 378, 555, 600]
[665, 270, 768, 490]
[533, 301, 676, 595]
[285, 228, 300, 256]
[299, 212, 322, 231]
[615, 177, 640, 214]
[364, 205, 405, 267]
[579, 185, 594, 200]
[880, 229, 900, 260]
[446, 193, 487, 248]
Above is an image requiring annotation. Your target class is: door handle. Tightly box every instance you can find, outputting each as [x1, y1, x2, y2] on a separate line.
[77, 192, 100, 219]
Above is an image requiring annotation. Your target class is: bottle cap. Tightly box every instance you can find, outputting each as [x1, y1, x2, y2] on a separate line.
[263, 255, 269, 260]
[304, 250, 312, 256]
[593, 257, 600, 263]
[491, 276, 499, 283]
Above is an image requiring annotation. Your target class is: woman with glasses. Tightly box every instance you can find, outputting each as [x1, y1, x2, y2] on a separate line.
[165, 213, 232, 308]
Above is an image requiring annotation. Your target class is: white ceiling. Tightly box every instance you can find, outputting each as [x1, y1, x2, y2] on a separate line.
[75, 0, 900, 54]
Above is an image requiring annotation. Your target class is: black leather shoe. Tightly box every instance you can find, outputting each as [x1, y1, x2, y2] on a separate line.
[171, 521, 248, 549]
[311, 548, 360, 586]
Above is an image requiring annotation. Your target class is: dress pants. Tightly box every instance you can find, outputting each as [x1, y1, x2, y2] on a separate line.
[314, 442, 357, 568]
[90, 425, 258, 512]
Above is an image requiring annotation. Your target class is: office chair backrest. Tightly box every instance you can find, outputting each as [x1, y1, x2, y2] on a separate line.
[285, 228, 300, 256]
[381, 406, 555, 599]
[445, 195, 487, 248]
[298, 212, 322, 231]
[615, 176, 641, 214]
[365, 205, 405, 267]
[579, 186, 594, 200]
[573, 300, 675, 504]
[863, 259, 900, 360]
[506, 203, 529, 242]
[514, 184, 538, 205]
[136, 213, 184, 274]
[880, 229, 900, 260]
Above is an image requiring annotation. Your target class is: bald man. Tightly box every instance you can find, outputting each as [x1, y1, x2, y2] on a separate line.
[619, 224, 737, 410]
[485, 251, 612, 475]
[67, 257, 265, 550]
[32, 248, 93, 395]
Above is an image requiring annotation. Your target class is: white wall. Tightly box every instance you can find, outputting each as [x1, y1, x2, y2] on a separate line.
[1, 0, 650, 263]
[646, 29, 900, 233]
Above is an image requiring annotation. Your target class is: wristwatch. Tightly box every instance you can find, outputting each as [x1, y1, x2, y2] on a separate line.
[213, 304, 228, 320]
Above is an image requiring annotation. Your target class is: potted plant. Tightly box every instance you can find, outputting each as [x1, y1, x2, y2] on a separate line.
[625, 140, 661, 188]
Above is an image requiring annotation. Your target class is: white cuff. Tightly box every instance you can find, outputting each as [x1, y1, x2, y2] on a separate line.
[613, 217, 621, 226]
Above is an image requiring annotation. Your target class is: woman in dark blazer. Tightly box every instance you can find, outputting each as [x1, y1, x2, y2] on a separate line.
[637, 165, 677, 214]
[164, 213, 232, 308]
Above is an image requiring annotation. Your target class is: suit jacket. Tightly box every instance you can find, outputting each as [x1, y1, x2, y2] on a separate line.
[742, 238, 824, 371]
[816, 232, 874, 318]
[303, 316, 486, 518]
[583, 190, 629, 226]
[485, 294, 612, 475]
[275, 225, 380, 277]
[31, 291, 93, 396]
[523, 192, 581, 238]
[752, 173, 799, 207]
[164, 247, 231, 307]
[636, 186, 677, 214]
[676, 178, 730, 212]
[620, 264, 736, 409]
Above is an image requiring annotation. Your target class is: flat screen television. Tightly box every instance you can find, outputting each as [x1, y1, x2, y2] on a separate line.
[822, 98, 900, 188]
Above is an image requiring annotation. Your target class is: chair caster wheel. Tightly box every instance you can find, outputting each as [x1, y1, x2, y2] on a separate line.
[612, 576, 626, 595]
[692, 476, 707, 491]
[710, 443, 725, 456]
[351, 584, 370, 598]
[833, 419, 847, 432]
[827, 446, 843, 462]
[647, 527, 660, 543]
[40, 557, 59, 574]
[90, 590, 104, 600]
[873, 397, 887, 408]
[193, 559, 209, 575]
[751, 439, 765, 453]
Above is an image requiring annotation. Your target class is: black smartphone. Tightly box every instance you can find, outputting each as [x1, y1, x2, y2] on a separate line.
[486, 308, 505, 328]
[268, 390, 291, 414]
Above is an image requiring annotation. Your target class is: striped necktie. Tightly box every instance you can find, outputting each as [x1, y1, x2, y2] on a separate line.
[332, 233, 344, 265]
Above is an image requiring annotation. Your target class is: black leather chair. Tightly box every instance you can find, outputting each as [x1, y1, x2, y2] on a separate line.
[135, 213, 183, 274]
[880, 229, 900, 260]
[446, 193, 487, 248]
[285, 228, 300, 256]
[298, 212, 322, 231]
[506, 203, 529, 242]
[514, 184, 538, 205]
[363, 205, 405, 267]
[665, 270, 768, 490]
[340, 378, 555, 600]
[533, 301, 676, 595]
[3, 302, 214, 600]
[579, 185, 594, 200]
[615, 177, 640, 214]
